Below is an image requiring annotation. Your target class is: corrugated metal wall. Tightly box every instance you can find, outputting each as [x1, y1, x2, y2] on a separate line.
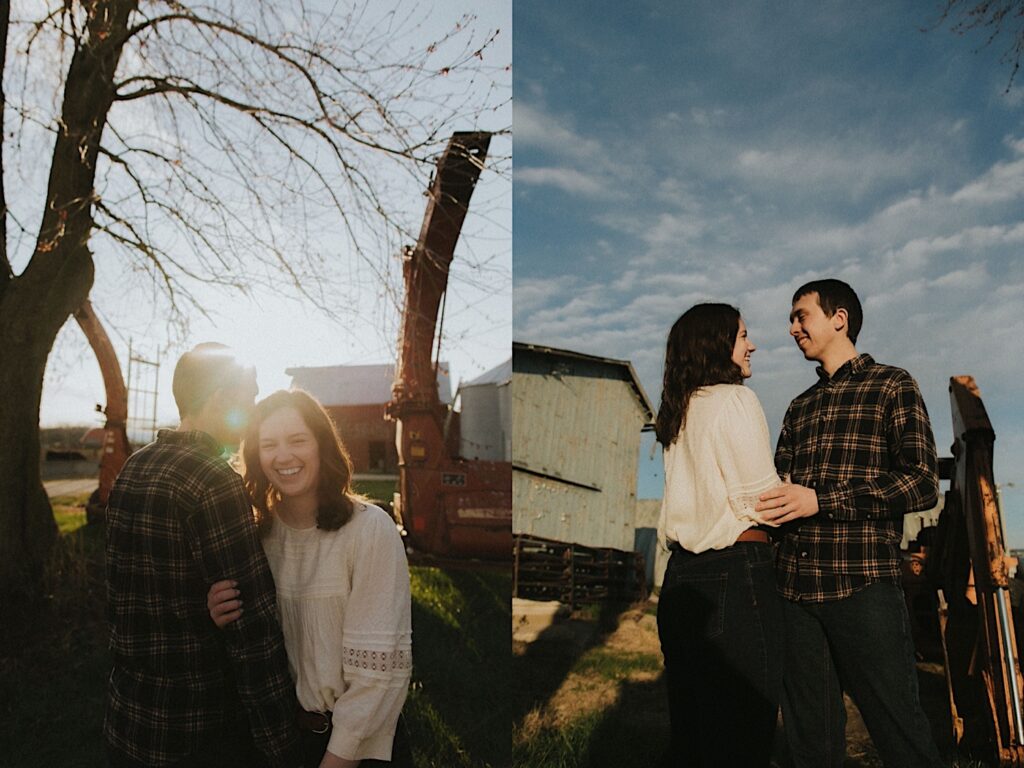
[512, 371, 646, 551]
[634, 498, 669, 588]
[459, 382, 511, 461]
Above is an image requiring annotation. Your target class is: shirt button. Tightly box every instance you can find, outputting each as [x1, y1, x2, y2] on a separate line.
[800, 551, 809, 558]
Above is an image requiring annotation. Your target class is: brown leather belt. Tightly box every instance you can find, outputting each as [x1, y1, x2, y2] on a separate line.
[296, 709, 331, 734]
[734, 528, 770, 544]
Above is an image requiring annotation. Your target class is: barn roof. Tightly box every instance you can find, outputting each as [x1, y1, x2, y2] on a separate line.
[512, 341, 654, 425]
[460, 357, 511, 389]
[285, 362, 453, 406]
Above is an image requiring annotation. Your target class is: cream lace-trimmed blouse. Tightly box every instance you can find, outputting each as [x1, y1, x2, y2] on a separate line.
[262, 501, 412, 761]
[657, 384, 782, 553]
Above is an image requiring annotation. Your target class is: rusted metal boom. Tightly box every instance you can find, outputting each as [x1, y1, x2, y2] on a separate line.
[73, 299, 131, 522]
[391, 131, 491, 417]
[933, 376, 1024, 765]
[387, 132, 511, 561]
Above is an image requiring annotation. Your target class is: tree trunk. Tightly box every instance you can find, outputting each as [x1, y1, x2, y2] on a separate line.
[0, 315, 63, 598]
[0, 0, 137, 597]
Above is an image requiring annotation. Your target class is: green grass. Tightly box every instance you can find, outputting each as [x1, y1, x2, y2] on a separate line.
[50, 491, 91, 535]
[352, 477, 398, 505]
[571, 647, 662, 678]
[512, 607, 667, 768]
[0, 505, 509, 768]
[407, 566, 511, 767]
[511, 606, 985, 768]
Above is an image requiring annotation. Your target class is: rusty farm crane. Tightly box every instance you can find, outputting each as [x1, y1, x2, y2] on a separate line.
[387, 131, 511, 562]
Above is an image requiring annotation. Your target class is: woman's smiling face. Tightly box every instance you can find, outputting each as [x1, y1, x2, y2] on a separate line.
[258, 405, 321, 502]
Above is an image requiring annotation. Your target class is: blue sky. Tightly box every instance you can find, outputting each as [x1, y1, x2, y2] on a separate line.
[513, 2, 1024, 545]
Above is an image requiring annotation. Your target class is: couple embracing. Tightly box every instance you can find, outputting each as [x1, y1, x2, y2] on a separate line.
[103, 344, 413, 768]
[655, 279, 945, 768]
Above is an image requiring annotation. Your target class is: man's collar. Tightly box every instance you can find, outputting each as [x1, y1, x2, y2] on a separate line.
[816, 353, 874, 384]
[157, 428, 222, 456]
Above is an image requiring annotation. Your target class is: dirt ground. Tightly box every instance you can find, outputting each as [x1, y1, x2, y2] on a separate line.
[513, 603, 964, 768]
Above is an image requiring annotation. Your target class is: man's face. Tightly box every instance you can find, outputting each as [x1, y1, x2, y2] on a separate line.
[789, 292, 840, 362]
[213, 371, 259, 444]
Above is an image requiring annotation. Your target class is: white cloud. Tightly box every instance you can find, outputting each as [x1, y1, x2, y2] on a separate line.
[950, 155, 1024, 204]
[515, 166, 610, 198]
[733, 143, 926, 197]
[514, 102, 604, 163]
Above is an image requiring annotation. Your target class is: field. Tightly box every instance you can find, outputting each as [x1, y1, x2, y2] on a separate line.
[0, 489, 510, 768]
[512, 600, 994, 768]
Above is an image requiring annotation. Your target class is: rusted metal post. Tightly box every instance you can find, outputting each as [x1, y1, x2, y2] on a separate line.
[937, 376, 1024, 765]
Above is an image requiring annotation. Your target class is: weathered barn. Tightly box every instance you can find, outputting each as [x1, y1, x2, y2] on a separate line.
[634, 498, 669, 589]
[512, 342, 654, 551]
[286, 363, 452, 474]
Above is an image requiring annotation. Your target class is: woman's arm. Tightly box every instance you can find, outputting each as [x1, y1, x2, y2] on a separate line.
[319, 751, 359, 768]
[207, 579, 244, 627]
[327, 506, 412, 762]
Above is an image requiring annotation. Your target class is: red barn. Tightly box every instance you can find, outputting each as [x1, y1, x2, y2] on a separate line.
[286, 363, 452, 475]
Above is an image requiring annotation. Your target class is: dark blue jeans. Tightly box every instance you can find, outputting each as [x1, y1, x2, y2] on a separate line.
[781, 581, 943, 768]
[657, 541, 784, 767]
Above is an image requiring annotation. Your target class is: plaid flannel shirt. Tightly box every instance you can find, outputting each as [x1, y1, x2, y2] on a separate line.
[104, 430, 302, 767]
[774, 354, 939, 603]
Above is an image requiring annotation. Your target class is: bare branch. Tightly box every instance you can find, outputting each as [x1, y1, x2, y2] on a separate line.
[936, 0, 1024, 89]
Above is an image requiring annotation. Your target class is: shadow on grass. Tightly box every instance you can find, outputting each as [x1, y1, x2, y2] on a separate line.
[0, 523, 110, 768]
[510, 605, 971, 768]
[406, 567, 512, 768]
[510, 601, 626, 729]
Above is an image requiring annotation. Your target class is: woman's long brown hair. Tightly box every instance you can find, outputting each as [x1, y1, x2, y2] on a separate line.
[242, 389, 359, 534]
[654, 303, 744, 448]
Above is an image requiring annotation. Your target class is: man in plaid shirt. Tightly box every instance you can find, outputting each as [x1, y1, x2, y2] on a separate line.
[104, 344, 304, 768]
[755, 280, 943, 768]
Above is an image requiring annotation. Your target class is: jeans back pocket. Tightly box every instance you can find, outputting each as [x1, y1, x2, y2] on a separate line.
[660, 568, 729, 642]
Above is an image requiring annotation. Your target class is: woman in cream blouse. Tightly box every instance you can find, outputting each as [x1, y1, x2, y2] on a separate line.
[209, 390, 412, 768]
[655, 303, 784, 768]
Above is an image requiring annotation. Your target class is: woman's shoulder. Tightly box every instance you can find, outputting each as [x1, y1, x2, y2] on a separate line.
[700, 383, 762, 408]
[348, 500, 404, 540]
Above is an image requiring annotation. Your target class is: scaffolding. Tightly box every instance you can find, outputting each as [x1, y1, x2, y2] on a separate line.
[126, 340, 160, 446]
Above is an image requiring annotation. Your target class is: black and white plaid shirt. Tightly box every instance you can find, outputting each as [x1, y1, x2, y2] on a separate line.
[774, 354, 939, 603]
[104, 430, 302, 767]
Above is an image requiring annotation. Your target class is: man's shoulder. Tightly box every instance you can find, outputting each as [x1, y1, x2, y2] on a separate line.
[115, 436, 240, 497]
[859, 360, 922, 396]
[861, 359, 914, 382]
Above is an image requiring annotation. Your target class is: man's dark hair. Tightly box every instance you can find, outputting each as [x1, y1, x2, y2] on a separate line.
[172, 343, 253, 419]
[792, 279, 863, 344]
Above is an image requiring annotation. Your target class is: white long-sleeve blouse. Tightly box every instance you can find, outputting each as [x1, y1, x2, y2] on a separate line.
[657, 384, 782, 553]
[262, 501, 412, 761]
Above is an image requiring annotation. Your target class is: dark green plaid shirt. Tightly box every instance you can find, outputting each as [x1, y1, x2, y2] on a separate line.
[774, 354, 939, 603]
[104, 430, 302, 767]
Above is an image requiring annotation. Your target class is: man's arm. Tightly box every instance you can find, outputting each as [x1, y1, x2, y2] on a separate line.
[185, 472, 302, 768]
[755, 408, 818, 524]
[760, 375, 938, 524]
[818, 375, 938, 522]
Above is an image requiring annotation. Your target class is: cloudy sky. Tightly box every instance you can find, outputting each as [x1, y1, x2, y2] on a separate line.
[31, 0, 510, 431]
[514, 2, 1024, 545]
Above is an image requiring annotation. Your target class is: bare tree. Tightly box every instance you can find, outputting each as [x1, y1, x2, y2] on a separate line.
[937, 0, 1024, 88]
[0, 0, 509, 596]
